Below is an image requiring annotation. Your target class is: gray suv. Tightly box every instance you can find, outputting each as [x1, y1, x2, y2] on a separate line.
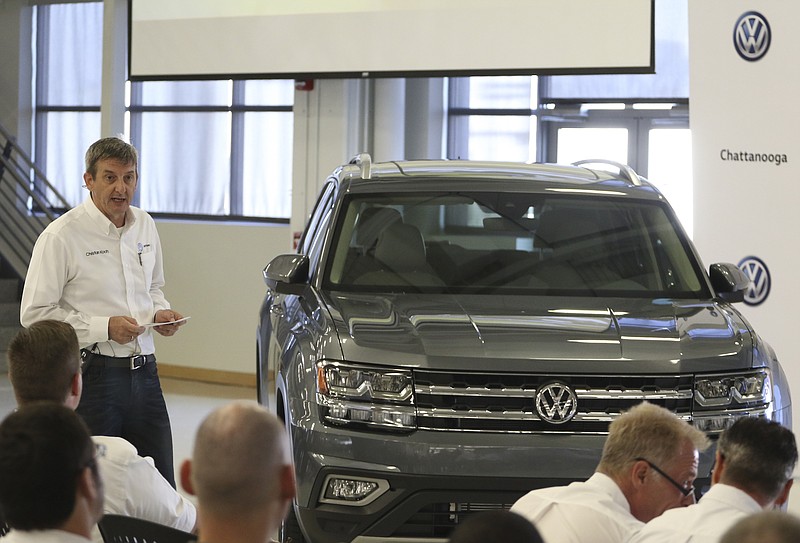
[257, 155, 791, 543]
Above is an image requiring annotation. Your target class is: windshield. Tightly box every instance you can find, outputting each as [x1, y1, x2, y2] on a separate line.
[324, 191, 708, 297]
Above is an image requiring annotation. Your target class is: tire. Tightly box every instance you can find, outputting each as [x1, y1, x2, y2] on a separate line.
[279, 504, 307, 543]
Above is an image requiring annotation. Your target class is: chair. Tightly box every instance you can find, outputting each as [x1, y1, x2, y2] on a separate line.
[97, 514, 197, 543]
[356, 223, 444, 287]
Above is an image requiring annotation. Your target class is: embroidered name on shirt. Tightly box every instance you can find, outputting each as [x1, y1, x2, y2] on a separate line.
[85, 250, 110, 257]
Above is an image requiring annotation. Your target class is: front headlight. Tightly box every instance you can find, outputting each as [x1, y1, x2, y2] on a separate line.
[316, 361, 416, 431]
[693, 369, 772, 433]
[694, 369, 772, 407]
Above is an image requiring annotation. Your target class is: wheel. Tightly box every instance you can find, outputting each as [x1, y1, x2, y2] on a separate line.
[279, 503, 307, 543]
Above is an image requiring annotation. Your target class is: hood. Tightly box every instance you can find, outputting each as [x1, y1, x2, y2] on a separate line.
[323, 292, 754, 374]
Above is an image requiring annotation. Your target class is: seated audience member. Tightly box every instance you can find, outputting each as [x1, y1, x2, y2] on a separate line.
[180, 401, 295, 543]
[629, 416, 797, 543]
[448, 510, 544, 543]
[720, 511, 800, 543]
[510, 402, 710, 543]
[6, 320, 196, 541]
[0, 403, 104, 543]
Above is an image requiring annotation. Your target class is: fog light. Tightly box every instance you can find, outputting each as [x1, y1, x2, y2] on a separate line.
[320, 475, 390, 506]
[693, 416, 737, 434]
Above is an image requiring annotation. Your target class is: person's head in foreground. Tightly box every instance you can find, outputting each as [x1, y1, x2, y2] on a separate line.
[448, 510, 543, 543]
[181, 401, 295, 542]
[597, 401, 710, 522]
[720, 510, 800, 543]
[0, 403, 104, 536]
[713, 416, 797, 508]
[7, 319, 82, 408]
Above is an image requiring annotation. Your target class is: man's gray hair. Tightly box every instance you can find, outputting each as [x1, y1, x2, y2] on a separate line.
[597, 402, 710, 476]
[84, 136, 138, 178]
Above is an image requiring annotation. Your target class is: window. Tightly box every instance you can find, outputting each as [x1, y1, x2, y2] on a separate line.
[448, 76, 538, 162]
[446, 0, 694, 235]
[33, 2, 294, 220]
[129, 79, 294, 218]
[33, 2, 103, 206]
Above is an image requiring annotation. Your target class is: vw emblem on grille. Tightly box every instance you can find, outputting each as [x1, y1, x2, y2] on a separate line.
[535, 382, 578, 425]
[738, 256, 771, 306]
[733, 11, 771, 62]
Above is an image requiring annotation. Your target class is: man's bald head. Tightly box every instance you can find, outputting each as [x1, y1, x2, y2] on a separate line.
[187, 401, 292, 516]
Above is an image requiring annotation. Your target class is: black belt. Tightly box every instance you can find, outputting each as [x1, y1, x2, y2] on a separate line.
[85, 353, 155, 370]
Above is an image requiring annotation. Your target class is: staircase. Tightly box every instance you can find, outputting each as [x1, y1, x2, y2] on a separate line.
[0, 122, 69, 371]
[0, 273, 21, 373]
[0, 122, 69, 282]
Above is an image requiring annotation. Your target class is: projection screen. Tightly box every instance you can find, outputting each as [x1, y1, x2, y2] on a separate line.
[129, 0, 654, 80]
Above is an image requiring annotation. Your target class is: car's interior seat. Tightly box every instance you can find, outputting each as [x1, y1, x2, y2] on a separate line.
[355, 223, 444, 287]
[355, 207, 403, 255]
[533, 207, 607, 289]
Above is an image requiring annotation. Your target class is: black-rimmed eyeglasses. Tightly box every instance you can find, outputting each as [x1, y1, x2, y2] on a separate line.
[635, 457, 694, 497]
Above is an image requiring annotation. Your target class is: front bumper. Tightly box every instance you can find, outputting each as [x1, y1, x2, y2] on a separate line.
[290, 420, 714, 543]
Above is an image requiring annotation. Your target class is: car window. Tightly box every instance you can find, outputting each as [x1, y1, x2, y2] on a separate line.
[324, 191, 707, 298]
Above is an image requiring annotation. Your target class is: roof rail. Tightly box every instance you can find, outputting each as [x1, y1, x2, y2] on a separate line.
[572, 159, 642, 186]
[349, 153, 373, 179]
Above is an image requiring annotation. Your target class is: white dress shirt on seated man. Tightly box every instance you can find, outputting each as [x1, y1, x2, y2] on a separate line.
[90, 435, 196, 543]
[510, 473, 645, 543]
[626, 484, 764, 543]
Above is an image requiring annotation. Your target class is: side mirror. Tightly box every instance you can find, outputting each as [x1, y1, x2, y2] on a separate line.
[709, 263, 750, 303]
[262, 254, 310, 295]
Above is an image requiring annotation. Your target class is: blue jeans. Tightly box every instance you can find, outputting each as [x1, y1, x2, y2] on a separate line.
[76, 358, 175, 487]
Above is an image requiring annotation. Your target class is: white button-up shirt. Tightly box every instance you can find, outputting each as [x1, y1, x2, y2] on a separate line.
[20, 197, 169, 356]
[626, 483, 763, 543]
[510, 472, 644, 543]
[90, 436, 196, 543]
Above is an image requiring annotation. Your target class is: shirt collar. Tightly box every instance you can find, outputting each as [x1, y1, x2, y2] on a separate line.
[700, 483, 764, 512]
[83, 196, 136, 235]
[586, 472, 633, 514]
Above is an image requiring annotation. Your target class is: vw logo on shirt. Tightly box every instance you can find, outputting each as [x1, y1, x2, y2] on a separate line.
[738, 256, 771, 306]
[733, 11, 771, 61]
[535, 382, 578, 425]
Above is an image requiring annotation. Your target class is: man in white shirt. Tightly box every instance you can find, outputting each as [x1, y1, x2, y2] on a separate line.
[6, 320, 196, 543]
[180, 401, 296, 543]
[628, 417, 797, 543]
[510, 402, 710, 543]
[20, 136, 185, 486]
[0, 403, 104, 543]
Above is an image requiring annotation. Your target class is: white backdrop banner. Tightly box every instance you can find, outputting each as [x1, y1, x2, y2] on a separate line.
[689, 2, 799, 424]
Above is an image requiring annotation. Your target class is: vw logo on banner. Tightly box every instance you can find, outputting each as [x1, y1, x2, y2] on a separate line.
[738, 256, 771, 306]
[734, 11, 771, 61]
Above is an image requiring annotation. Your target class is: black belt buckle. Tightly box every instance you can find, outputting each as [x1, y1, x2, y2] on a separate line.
[130, 355, 147, 370]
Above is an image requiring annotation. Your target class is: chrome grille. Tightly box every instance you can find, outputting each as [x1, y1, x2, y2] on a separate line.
[412, 370, 693, 433]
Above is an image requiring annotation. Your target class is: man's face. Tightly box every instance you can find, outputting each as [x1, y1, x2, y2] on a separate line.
[84, 159, 137, 227]
[636, 439, 699, 521]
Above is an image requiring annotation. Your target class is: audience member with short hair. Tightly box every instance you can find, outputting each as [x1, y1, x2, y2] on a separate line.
[629, 416, 797, 543]
[448, 510, 543, 543]
[6, 320, 196, 542]
[719, 511, 800, 543]
[0, 403, 104, 543]
[181, 401, 295, 543]
[511, 401, 710, 543]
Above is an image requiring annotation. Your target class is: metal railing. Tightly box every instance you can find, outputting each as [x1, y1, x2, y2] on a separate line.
[0, 122, 71, 279]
